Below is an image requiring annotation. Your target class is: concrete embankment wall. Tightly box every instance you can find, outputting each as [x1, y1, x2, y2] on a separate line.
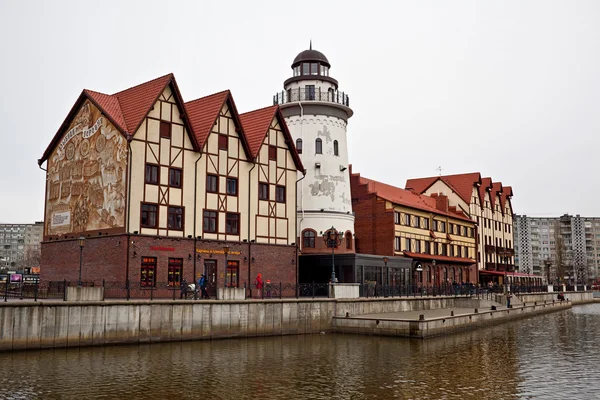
[517, 291, 593, 305]
[0, 296, 476, 351]
[334, 300, 573, 339]
[0, 295, 587, 351]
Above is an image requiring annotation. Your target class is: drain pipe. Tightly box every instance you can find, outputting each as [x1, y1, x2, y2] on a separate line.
[125, 134, 133, 284]
[193, 153, 203, 281]
[247, 161, 257, 295]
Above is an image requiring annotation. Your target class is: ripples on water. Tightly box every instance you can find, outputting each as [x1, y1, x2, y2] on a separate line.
[0, 304, 599, 399]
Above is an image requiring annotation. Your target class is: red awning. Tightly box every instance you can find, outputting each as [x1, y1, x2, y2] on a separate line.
[403, 251, 476, 265]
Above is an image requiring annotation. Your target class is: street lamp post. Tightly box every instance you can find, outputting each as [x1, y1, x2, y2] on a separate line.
[77, 236, 86, 286]
[322, 227, 342, 284]
[383, 256, 389, 297]
[223, 245, 230, 288]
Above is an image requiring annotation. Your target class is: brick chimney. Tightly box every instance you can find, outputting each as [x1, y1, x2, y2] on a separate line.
[435, 194, 449, 213]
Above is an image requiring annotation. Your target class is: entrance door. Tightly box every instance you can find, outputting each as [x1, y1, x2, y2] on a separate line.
[204, 260, 217, 297]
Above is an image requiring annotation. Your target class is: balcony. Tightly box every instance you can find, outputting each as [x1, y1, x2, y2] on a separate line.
[273, 87, 350, 108]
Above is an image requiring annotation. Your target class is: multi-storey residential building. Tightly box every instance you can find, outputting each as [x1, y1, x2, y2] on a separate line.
[406, 174, 515, 284]
[514, 214, 600, 284]
[38, 74, 303, 290]
[351, 170, 477, 286]
[0, 222, 43, 272]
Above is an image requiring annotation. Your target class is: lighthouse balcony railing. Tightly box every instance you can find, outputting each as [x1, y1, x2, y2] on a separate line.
[273, 87, 350, 107]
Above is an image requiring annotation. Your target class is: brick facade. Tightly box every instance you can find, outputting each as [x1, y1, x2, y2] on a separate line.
[41, 234, 297, 289]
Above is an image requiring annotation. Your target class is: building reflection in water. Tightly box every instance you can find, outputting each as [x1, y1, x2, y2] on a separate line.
[1, 305, 600, 399]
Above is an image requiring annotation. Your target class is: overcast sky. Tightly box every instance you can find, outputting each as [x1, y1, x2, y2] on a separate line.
[1, 0, 599, 223]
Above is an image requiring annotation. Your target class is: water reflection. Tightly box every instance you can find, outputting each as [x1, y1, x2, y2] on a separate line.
[0, 304, 599, 399]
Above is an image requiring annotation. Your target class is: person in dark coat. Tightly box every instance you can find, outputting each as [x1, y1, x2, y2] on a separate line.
[180, 279, 188, 299]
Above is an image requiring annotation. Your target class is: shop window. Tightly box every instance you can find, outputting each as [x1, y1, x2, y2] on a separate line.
[169, 168, 182, 188]
[160, 121, 171, 139]
[296, 138, 303, 154]
[259, 183, 269, 200]
[333, 140, 339, 156]
[203, 210, 217, 233]
[218, 134, 228, 151]
[207, 174, 218, 193]
[168, 258, 183, 286]
[226, 213, 240, 234]
[141, 203, 158, 228]
[303, 230, 316, 248]
[269, 145, 277, 161]
[145, 164, 159, 185]
[141, 257, 157, 287]
[226, 261, 239, 288]
[276, 186, 286, 203]
[167, 206, 184, 230]
[315, 138, 322, 154]
[226, 177, 238, 196]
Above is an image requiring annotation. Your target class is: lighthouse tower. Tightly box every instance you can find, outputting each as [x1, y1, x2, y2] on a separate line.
[273, 44, 355, 254]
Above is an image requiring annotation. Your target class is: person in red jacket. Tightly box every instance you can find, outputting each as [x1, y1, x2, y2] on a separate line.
[255, 273, 264, 298]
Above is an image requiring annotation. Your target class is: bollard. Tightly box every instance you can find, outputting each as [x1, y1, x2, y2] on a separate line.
[419, 314, 425, 321]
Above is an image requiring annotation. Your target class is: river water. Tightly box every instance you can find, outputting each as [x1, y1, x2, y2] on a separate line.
[0, 304, 599, 400]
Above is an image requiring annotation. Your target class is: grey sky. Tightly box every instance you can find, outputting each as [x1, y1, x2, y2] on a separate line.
[1, 0, 599, 223]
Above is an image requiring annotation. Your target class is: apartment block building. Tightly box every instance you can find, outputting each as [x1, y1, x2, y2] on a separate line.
[514, 214, 600, 284]
[0, 222, 43, 272]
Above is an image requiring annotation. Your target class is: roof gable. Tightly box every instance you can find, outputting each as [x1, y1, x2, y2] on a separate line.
[185, 90, 230, 149]
[113, 73, 174, 134]
[239, 106, 304, 172]
[406, 173, 481, 204]
[356, 173, 471, 221]
[40, 73, 199, 164]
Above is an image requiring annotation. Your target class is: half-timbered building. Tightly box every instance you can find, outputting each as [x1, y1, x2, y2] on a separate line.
[39, 74, 303, 293]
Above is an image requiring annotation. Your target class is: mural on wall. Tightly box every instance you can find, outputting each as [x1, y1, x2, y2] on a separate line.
[45, 100, 127, 236]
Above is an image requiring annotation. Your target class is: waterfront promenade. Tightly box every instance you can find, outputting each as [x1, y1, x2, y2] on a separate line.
[0, 291, 594, 351]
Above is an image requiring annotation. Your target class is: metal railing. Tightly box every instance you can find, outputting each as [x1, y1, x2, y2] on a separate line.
[273, 87, 350, 107]
[0, 280, 579, 302]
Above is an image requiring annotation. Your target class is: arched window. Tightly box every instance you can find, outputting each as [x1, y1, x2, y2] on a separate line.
[443, 267, 448, 283]
[302, 229, 316, 248]
[426, 266, 431, 284]
[451, 267, 456, 283]
[459, 268, 463, 283]
[296, 138, 303, 154]
[345, 231, 352, 249]
[315, 138, 322, 154]
[333, 140, 339, 156]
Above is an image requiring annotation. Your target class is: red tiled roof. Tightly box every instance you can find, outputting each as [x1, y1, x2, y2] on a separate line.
[240, 105, 279, 157]
[490, 182, 503, 210]
[355, 174, 472, 221]
[403, 251, 476, 265]
[185, 90, 230, 149]
[83, 89, 127, 133]
[40, 73, 200, 163]
[479, 177, 492, 207]
[239, 106, 304, 172]
[500, 186, 513, 213]
[406, 173, 482, 205]
[113, 73, 174, 134]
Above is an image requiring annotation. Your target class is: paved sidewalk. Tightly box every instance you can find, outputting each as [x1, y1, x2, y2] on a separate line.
[355, 306, 510, 321]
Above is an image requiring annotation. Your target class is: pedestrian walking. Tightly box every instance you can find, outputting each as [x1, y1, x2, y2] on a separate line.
[180, 278, 188, 299]
[506, 292, 512, 308]
[199, 274, 209, 299]
[255, 273, 264, 298]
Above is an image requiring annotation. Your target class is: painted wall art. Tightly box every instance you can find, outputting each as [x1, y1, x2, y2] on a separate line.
[45, 100, 127, 236]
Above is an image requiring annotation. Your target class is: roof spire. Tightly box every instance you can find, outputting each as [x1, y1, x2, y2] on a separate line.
[309, 39, 312, 50]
